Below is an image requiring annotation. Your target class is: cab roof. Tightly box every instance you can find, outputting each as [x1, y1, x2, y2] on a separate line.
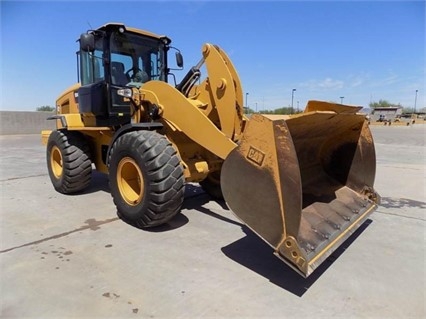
[97, 22, 171, 44]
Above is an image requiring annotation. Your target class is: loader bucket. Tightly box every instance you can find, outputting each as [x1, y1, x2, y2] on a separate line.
[221, 101, 380, 277]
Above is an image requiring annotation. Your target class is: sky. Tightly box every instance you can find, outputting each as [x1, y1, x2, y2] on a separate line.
[1, 0, 425, 112]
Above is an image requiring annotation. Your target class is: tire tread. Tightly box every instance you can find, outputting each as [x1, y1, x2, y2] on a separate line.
[47, 130, 92, 194]
[109, 131, 185, 228]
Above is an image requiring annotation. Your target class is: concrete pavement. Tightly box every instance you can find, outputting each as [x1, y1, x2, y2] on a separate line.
[0, 126, 425, 318]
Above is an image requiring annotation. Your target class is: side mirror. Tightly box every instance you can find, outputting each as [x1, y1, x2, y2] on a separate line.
[80, 33, 95, 52]
[175, 52, 184, 68]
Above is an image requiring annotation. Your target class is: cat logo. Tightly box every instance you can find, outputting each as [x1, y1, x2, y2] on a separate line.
[246, 146, 265, 166]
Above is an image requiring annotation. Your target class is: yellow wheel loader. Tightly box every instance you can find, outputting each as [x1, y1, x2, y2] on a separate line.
[42, 23, 380, 277]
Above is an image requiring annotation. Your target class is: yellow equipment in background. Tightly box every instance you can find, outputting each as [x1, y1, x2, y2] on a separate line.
[42, 23, 380, 277]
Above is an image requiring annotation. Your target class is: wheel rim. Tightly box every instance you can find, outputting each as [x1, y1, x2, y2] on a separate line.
[50, 145, 63, 179]
[117, 157, 144, 206]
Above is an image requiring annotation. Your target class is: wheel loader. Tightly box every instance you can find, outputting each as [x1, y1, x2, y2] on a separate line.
[42, 23, 380, 277]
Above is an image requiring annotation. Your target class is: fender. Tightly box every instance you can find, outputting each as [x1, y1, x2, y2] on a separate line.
[105, 122, 163, 166]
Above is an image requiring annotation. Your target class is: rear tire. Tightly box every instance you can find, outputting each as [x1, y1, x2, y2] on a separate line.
[200, 170, 224, 200]
[46, 130, 92, 194]
[108, 131, 185, 228]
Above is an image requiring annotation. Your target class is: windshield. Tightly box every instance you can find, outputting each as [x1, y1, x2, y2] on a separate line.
[110, 31, 167, 87]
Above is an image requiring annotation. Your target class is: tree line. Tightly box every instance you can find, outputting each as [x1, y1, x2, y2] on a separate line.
[245, 99, 424, 115]
[36, 105, 55, 112]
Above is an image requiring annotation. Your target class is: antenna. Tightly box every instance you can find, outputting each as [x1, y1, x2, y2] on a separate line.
[87, 21, 93, 30]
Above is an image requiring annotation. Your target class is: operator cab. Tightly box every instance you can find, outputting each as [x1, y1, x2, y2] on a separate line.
[77, 23, 170, 126]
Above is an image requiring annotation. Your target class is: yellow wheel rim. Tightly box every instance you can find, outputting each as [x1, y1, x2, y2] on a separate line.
[117, 157, 144, 206]
[50, 145, 63, 179]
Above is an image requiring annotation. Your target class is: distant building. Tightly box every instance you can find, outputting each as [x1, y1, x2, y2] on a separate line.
[371, 107, 403, 122]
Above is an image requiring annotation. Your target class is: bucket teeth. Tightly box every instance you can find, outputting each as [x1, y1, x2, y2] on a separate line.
[325, 219, 341, 230]
[338, 213, 352, 221]
[329, 201, 355, 221]
[311, 227, 331, 240]
[299, 241, 316, 252]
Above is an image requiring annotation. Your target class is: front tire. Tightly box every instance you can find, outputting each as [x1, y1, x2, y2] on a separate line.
[108, 131, 185, 228]
[46, 130, 92, 194]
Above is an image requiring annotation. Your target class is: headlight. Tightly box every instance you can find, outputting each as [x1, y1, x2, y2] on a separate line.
[117, 88, 133, 98]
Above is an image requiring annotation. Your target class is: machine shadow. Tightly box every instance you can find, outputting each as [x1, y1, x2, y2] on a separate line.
[143, 213, 190, 232]
[121, 184, 212, 232]
[83, 171, 110, 194]
[182, 184, 242, 226]
[148, 184, 239, 232]
[182, 184, 374, 296]
[221, 219, 373, 297]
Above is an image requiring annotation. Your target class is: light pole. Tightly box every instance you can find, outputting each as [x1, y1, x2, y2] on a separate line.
[245, 92, 249, 113]
[291, 89, 296, 113]
[297, 101, 299, 113]
[255, 102, 258, 113]
[414, 90, 418, 114]
[340, 96, 344, 104]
